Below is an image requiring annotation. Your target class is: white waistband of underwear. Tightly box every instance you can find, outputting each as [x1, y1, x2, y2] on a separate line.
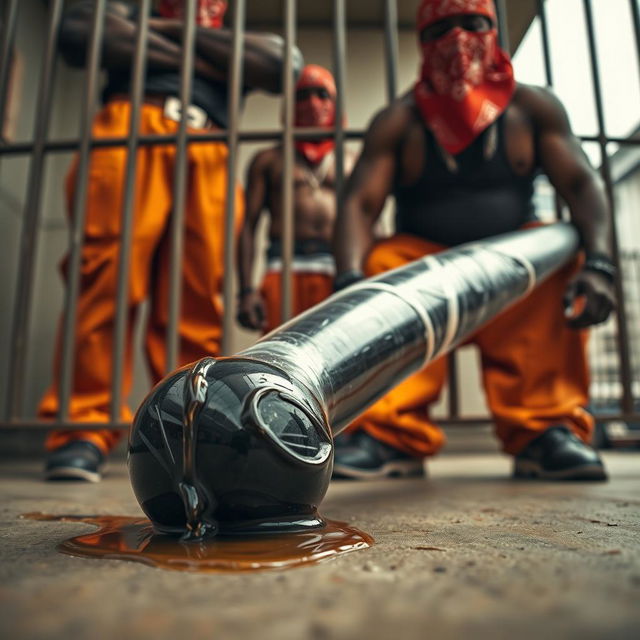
[266, 254, 336, 276]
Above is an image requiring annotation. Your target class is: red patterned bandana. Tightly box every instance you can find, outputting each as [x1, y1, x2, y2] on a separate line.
[158, 0, 227, 28]
[414, 0, 515, 155]
[294, 65, 338, 165]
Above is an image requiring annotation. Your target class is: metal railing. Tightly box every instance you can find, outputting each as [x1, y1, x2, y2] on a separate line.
[1, 0, 639, 434]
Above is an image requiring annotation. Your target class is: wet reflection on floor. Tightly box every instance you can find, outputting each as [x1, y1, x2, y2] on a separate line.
[21, 513, 374, 573]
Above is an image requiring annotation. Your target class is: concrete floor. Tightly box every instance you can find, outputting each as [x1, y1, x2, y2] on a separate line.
[1, 452, 639, 640]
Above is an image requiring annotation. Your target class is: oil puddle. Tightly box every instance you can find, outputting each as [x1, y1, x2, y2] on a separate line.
[21, 513, 374, 573]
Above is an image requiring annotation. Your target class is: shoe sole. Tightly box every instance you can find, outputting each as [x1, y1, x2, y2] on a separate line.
[44, 465, 104, 483]
[513, 459, 607, 481]
[332, 460, 425, 480]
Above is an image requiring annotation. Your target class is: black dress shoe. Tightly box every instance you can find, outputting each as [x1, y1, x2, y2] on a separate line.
[332, 431, 425, 480]
[514, 425, 607, 481]
[44, 441, 106, 483]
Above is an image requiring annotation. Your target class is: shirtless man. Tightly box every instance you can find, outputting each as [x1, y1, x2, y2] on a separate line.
[237, 65, 354, 333]
[332, 0, 616, 481]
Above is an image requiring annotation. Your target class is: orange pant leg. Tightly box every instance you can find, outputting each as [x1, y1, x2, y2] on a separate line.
[40, 102, 174, 454]
[260, 269, 334, 335]
[350, 234, 448, 458]
[472, 257, 593, 455]
[145, 139, 245, 379]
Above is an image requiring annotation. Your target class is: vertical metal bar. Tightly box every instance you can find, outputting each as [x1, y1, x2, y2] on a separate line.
[109, 0, 152, 420]
[0, 0, 19, 133]
[332, 0, 347, 233]
[536, 0, 564, 221]
[5, 0, 64, 421]
[220, 0, 246, 355]
[383, 0, 399, 103]
[536, 0, 553, 87]
[58, 0, 108, 421]
[583, 0, 634, 414]
[280, 0, 296, 325]
[447, 352, 460, 420]
[166, 0, 197, 372]
[631, 0, 640, 86]
[494, 0, 510, 52]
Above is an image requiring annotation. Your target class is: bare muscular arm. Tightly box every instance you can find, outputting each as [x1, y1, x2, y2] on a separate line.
[521, 85, 616, 327]
[333, 104, 407, 285]
[58, 1, 216, 77]
[236, 150, 272, 330]
[59, 1, 301, 93]
[150, 21, 303, 93]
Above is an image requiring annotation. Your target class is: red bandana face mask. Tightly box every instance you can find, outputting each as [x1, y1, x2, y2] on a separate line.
[158, 0, 227, 29]
[414, 0, 515, 155]
[294, 65, 338, 164]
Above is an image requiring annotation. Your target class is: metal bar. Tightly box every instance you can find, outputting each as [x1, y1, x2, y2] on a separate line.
[220, 0, 246, 355]
[165, 0, 197, 373]
[583, 0, 634, 414]
[494, 0, 510, 52]
[631, 0, 640, 86]
[447, 352, 460, 419]
[536, 0, 553, 88]
[280, 0, 296, 325]
[3, 131, 640, 157]
[58, 0, 108, 421]
[0, 0, 19, 135]
[535, 0, 564, 221]
[332, 0, 347, 238]
[109, 0, 152, 421]
[5, 0, 64, 421]
[383, 0, 399, 103]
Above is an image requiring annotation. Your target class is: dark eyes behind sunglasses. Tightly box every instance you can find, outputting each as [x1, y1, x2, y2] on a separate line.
[296, 87, 332, 101]
[421, 15, 492, 43]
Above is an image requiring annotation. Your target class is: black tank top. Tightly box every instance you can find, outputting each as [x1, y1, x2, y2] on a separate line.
[394, 111, 538, 247]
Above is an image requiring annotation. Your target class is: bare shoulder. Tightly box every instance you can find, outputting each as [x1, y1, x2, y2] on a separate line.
[364, 92, 416, 149]
[248, 146, 281, 172]
[513, 83, 571, 131]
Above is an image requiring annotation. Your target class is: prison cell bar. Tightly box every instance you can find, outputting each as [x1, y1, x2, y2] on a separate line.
[535, 0, 564, 222]
[279, 0, 296, 329]
[2, 131, 638, 158]
[165, 0, 198, 373]
[58, 0, 108, 422]
[0, 0, 19, 135]
[631, 0, 640, 87]
[2, 2, 640, 431]
[383, 0, 399, 103]
[110, 0, 153, 421]
[219, 1, 246, 356]
[583, 0, 634, 415]
[4, 0, 65, 422]
[495, 0, 510, 52]
[332, 0, 347, 273]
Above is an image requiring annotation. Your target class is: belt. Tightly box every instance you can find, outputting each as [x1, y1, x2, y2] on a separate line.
[108, 93, 216, 130]
[267, 238, 333, 260]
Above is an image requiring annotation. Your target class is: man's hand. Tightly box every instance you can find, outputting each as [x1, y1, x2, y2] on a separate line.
[237, 290, 267, 331]
[563, 269, 616, 329]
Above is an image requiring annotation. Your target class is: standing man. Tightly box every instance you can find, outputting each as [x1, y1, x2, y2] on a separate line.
[41, 0, 302, 481]
[237, 65, 354, 334]
[332, 0, 616, 481]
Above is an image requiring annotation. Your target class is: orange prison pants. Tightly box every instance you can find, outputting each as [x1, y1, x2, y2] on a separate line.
[352, 233, 593, 458]
[261, 269, 334, 334]
[39, 100, 245, 454]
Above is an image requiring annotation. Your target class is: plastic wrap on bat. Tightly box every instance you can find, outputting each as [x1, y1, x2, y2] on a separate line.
[128, 223, 580, 537]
